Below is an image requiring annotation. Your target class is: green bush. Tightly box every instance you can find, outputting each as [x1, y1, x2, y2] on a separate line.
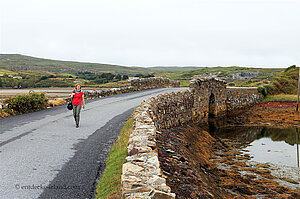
[5, 92, 48, 114]
[264, 83, 277, 95]
[257, 86, 267, 97]
[284, 65, 296, 72]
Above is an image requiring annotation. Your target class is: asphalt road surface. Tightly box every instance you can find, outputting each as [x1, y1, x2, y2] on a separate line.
[0, 88, 184, 199]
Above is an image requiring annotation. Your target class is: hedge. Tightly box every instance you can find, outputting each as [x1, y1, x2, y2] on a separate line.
[5, 92, 48, 114]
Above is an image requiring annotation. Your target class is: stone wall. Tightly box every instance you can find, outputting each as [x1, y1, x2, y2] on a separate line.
[83, 86, 134, 99]
[148, 90, 194, 130]
[130, 77, 180, 90]
[122, 78, 263, 198]
[122, 101, 177, 199]
[226, 87, 264, 112]
[82, 77, 180, 100]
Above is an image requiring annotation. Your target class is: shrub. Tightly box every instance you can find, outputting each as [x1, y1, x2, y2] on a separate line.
[5, 92, 48, 114]
[258, 86, 267, 97]
[264, 84, 277, 95]
[284, 65, 296, 72]
[262, 67, 299, 95]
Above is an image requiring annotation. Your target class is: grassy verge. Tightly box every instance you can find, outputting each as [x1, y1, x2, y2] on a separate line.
[263, 94, 298, 102]
[95, 114, 134, 199]
[180, 79, 190, 87]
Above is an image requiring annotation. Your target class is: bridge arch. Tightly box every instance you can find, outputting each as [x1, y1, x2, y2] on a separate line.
[209, 92, 216, 117]
[190, 77, 227, 122]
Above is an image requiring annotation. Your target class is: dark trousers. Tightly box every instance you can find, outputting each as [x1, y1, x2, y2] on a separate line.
[73, 105, 82, 125]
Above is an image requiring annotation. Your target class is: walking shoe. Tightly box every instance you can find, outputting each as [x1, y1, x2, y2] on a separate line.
[76, 124, 79, 128]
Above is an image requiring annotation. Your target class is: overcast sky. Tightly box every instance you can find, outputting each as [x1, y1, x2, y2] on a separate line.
[1, 0, 299, 67]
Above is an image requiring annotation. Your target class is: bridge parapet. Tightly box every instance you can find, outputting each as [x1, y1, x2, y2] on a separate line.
[226, 87, 263, 112]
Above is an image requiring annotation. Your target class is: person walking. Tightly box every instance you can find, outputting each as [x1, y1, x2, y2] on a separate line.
[71, 83, 85, 128]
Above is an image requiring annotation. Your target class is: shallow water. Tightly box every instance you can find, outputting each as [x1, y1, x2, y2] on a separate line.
[215, 126, 300, 168]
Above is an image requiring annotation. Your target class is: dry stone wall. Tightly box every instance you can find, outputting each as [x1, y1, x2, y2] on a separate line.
[148, 90, 194, 130]
[226, 87, 264, 112]
[131, 77, 180, 90]
[122, 102, 177, 199]
[83, 86, 134, 99]
[82, 77, 180, 100]
[122, 78, 263, 198]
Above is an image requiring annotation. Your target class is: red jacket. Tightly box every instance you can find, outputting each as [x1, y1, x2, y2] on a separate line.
[72, 91, 84, 105]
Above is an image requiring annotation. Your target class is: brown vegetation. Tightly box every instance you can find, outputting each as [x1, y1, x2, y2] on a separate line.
[156, 122, 300, 198]
[48, 98, 66, 107]
[242, 102, 300, 127]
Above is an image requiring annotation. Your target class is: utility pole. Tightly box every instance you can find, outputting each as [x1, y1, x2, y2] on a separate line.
[297, 66, 300, 112]
[297, 128, 299, 168]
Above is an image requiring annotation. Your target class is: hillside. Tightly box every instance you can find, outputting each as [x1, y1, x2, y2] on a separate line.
[157, 66, 283, 87]
[0, 54, 292, 89]
[0, 54, 202, 75]
[262, 65, 299, 95]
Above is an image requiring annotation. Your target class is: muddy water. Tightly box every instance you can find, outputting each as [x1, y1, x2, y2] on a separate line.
[214, 126, 300, 191]
[215, 126, 300, 168]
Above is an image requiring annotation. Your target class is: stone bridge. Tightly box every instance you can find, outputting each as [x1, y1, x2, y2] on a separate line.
[122, 77, 263, 198]
[190, 77, 263, 123]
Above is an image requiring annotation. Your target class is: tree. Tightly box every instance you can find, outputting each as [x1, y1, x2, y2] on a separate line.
[122, 75, 129, 80]
[40, 76, 48, 80]
[115, 74, 122, 81]
[0, 78, 2, 87]
[285, 65, 296, 72]
[145, 74, 155, 78]
[134, 74, 143, 78]
[100, 73, 115, 81]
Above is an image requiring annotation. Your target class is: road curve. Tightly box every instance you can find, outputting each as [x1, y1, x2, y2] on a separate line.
[0, 88, 185, 199]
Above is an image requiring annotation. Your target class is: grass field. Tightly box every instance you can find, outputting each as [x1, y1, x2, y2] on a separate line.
[60, 73, 77, 78]
[98, 80, 129, 88]
[95, 114, 134, 199]
[0, 68, 17, 76]
[263, 94, 298, 102]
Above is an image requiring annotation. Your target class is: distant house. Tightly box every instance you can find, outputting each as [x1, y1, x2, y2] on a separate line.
[13, 76, 22, 79]
[128, 77, 140, 81]
[73, 80, 81, 83]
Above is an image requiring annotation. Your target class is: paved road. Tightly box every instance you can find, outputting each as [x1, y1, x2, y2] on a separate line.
[0, 88, 184, 199]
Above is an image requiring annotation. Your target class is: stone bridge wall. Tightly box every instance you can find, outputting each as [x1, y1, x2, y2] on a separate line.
[122, 101, 177, 199]
[122, 78, 263, 198]
[148, 90, 194, 130]
[130, 77, 180, 90]
[226, 87, 263, 112]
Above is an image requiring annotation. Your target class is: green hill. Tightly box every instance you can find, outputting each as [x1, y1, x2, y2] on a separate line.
[156, 66, 283, 87]
[0, 54, 202, 75]
[263, 65, 299, 95]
